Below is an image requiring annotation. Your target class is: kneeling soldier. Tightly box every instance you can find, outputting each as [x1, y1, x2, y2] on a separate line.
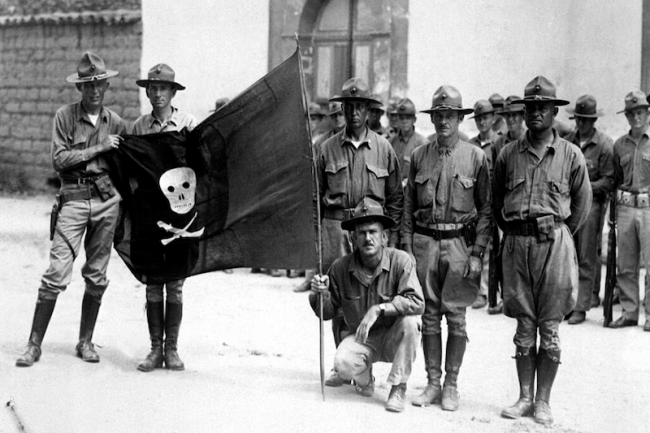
[309, 198, 424, 412]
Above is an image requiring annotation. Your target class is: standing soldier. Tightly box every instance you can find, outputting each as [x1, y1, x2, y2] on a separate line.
[403, 86, 492, 411]
[367, 94, 387, 137]
[386, 97, 400, 141]
[469, 100, 499, 311]
[16, 52, 126, 367]
[492, 95, 527, 161]
[609, 90, 650, 331]
[489, 93, 508, 136]
[564, 95, 614, 325]
[493, 76, 591, 425]
[133, 63, 198, 371]
[389, 98, 429, 187]
[317, 77, 404, 385]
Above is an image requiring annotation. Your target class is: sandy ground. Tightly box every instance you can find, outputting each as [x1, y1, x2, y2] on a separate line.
[0, 194, 649, 433]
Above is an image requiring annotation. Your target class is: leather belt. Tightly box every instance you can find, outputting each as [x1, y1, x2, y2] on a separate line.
[617, 190, 650, 208]
[415, 223, 466, 240]
[60, 176, 99, 186]
[59, 188, 97, 204]
[503, 220, 561, 236]
[323, 208, 355, 221]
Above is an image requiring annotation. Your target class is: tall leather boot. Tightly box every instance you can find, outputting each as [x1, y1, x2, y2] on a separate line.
[501, 346, 536, 418]
[534, 348, 560, 425]
[441, 334, 467, 411]
[137, 301, 165, 372]
[16, 299, 57, 367]
[412, 333, 443, 407]
[164, 302, 185, 371]
[76, 294, 102, 362]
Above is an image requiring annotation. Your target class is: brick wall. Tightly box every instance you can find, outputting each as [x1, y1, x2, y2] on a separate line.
[0, 11, 142, 192]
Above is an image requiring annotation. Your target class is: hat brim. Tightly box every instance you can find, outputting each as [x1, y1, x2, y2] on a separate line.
[469, 110, 496, 119]
[617, 104, 650, 114]
[341, 214, 395, 231]
[566, 108, 604, 118]
[66, 70, 119, 83]
[496, 106, 526, 114]
[136, 79, 186, 91]
[329, 96, 382, 105]
[515, 97, 570, 107]
[420, 107, 474, 115]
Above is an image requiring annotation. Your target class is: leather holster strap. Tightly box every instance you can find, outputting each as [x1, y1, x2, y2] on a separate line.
[60, 188, 97, 204]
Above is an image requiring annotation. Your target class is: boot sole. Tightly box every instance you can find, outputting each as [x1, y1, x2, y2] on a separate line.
[412, 398, 441, 407]
[15, 359, 37, 367]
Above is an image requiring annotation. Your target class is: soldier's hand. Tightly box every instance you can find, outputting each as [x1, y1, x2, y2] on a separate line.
[101, 134, 123, 152]
[463, 256, 482, 279]
[311, 274, 329, 294]
[355, 305, 380, 344]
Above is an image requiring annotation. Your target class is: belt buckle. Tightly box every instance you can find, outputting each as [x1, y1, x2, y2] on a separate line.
[638, 193, 649, 208]
[621, 191, 634, 206]
[525, 223, 534, 236]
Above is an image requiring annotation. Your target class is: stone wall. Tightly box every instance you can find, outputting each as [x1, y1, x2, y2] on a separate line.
[0, 10, 142, 192]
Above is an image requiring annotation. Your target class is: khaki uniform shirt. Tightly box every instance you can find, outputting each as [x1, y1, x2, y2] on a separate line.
[613, 130, 650, 193]
[565, 128, 614, 201]
[390, 129, 429, 181]
[132, 107, 197, 135]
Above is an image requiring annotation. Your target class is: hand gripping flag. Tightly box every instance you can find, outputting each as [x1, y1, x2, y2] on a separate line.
[110, 50, 317, 284]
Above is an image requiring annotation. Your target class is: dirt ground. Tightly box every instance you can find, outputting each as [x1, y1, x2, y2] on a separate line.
[0, 194, 649, 433]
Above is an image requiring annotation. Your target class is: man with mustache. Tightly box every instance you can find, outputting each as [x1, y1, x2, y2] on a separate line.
[132, 63, 197, 372]
[309, 198, 423, 412]
[403, 86, 492, 412]
[16, 52, 126, 367]
[493, 76, 591, 425]
[315, 77, 403, 386]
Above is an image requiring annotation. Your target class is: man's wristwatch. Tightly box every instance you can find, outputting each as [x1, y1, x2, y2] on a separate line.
[470, 250, 483, 259]
[378, 303, 386, 316]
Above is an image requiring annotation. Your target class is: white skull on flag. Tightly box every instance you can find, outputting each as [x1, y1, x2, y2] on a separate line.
[159, 167, 196, 214]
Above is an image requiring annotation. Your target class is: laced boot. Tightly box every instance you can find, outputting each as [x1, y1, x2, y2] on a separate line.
[76, 294, 101, 363]
[16, 298, 57, 367]
[501, 346, 536, 418]
[412, 333, 442, 407]
[441, 334, 467, 411]
[164, 302, 185, 371]
[534, 348, 560, 425]
[385, 383, 407, 412]
[137, 301, 165, 372]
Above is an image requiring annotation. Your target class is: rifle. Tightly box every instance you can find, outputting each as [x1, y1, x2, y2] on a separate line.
[603, 192, 617, 327]
[487, 225, 501, 308]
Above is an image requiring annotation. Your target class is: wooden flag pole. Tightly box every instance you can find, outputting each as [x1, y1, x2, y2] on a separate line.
[295, 36, 326, 401]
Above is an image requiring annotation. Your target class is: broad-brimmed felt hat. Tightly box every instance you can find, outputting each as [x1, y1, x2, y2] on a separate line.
[488, 93, 505, 110]
[387, 97, 400, 115]
[514, 76, 569, 106]
[618, 90, 649, 114]
[66, 52, 118, 83]
[328, 100, 343, 115]
[369, 94, 385, 112]
[470, 100, 495, 119]
[567, 94, 604, 118]
[330, 78, 382, 105]
[421, 85, 474, 115]
[497, 95, 525, 114]
[341, 197, 395, 231]
[396, 98, 416, 116]
[136, 63, 186, 91]
[308, 102, 324, 117]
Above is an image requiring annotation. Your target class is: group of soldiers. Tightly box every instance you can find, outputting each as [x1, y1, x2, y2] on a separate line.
[12, 50, 650, 427]
[15, 52, 203, 373]
[306, 74, 650, 424]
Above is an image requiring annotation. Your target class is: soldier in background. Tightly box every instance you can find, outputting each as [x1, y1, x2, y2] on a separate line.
[564, 95, 614, 325]
[368, 94, 387, 137]
[489, 93, 508, 136]
[389, 98, 428, 187]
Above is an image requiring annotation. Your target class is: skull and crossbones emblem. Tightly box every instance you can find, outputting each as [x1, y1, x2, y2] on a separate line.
[157, 167, 205, 245]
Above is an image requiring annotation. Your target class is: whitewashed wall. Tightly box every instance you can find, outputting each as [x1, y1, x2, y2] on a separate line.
[141, 0, 269, 122]
[408, 0, 642, 140]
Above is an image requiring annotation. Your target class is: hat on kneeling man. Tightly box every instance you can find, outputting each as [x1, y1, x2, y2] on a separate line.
[341, 198, 395, 231]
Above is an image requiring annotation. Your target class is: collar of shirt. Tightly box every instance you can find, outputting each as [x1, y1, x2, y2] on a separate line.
[340, 126, 372, 149]
[625, 128, 650, 145]
[435, 137, 460, 156]
[397, 129, 415, 143]
[569, 128, 601, 150]
[75, 102, 107, 125]
[348, 248, 390, 281]
[473, 130, 496, 148]
[518, 130, 558, 155]
[148, 107, 179, 129]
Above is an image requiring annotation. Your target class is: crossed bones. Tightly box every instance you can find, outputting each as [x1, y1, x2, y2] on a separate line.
[157, 212, 205, 246]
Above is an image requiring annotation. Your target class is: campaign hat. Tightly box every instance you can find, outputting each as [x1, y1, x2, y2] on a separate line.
[328, 100, 343, 115]
[330, 78, 382, 104]
[470, 100, 495, 119]
[341, 197, 395, 231]
[497, 95, 526, 114]
[136, 63, 186, 90]
[308, 102, 324, 117]
[488, 93, 505, 110]
[66, 52, 118, 83]
[617, 90, 650, 114]
[567, 94, 604, 118]
[369, 94, 386, 112]
[395, 98, 417, 116]
[420, 85, 474, 115]
[514, 76, 569, 106]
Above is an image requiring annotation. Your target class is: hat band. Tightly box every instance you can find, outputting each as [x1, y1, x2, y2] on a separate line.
[431, 104, 463, 110]
[78, 72, 109, 81]
[524, 95, 558, 101]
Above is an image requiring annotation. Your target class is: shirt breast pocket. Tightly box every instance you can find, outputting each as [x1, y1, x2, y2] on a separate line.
[325, 162, 349, 197]
[547, 178, 570, 215]
[450, 175, 475, 212]
[366, 163, 389, 200]
[414, 173, 434, 207]
[503, 177, 525, 215]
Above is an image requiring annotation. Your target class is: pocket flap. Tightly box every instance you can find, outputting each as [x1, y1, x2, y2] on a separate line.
[366, 163, 389, 178]
[456, 175, 475, 189]
[506, 177, 525, 190]
[325, 161, 348, 174]
[414, 173, 430, 184]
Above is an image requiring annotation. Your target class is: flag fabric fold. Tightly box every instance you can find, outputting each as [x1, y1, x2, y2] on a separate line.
[111, 50, 317, 284]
